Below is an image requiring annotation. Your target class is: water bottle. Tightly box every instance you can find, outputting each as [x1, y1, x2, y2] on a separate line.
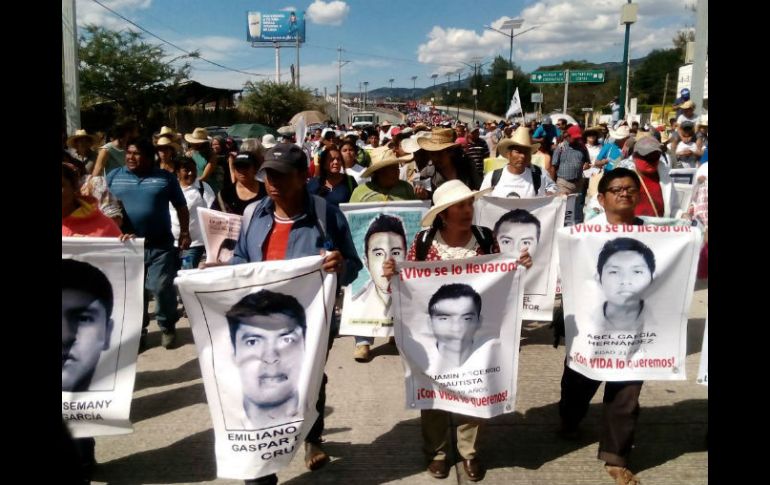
[181, 255, 193, 270]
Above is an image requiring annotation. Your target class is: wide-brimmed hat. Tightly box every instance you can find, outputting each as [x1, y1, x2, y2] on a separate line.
[66, 129, 97, 148]
[155, 136, 181, 153]
[157, 126, 180, 141]
[184, 127, 211, 144]
[380, 120, 392, 127]
[278, 125, 295, 136]
[609, 125, 631, 139]
[496, 127, 540, 155]
[679, 100, 695, 110]
[421, 180, 492, 227]
[361, 146, 413, 178]
[417, 128, 459, 152]
[401, 131, 432, 154]
[261, 134, 277, 149]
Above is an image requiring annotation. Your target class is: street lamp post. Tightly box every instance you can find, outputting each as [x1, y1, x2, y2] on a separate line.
[363, 81, 369, 111]
[619, 2, 638, 120]
[411, 75, 418, 103]
[486, 20, 540, 116]
[431, 73, 438, 103]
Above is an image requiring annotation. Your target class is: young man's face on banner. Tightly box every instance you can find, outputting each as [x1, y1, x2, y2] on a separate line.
[429, 296, 481, 365]
[233, 313, 305, 408]
[366, 231, 405, 293]
[62, 289, 113, 391]
[599, 250, 653, 307]
[496, 221, 540, 258]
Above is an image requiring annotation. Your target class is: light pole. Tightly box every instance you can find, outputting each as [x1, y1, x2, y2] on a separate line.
[411, 75, 418, 103]
[619, 1, 638, 120]
[431, 73, 438, 102]
[363, 81, 369, 111]
[486, 20, 539, 113]
[389, 78, 394, 91]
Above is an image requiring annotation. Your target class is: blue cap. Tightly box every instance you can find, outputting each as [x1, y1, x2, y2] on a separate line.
[680, 88, 690, 97]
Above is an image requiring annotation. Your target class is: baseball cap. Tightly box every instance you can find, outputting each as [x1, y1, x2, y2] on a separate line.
[260, 145, 308, 174]
[233, 152, 259, 167]
[633, 136, 663, 156]
[566, 125, 583, 139]
[680, 88, 690, 97]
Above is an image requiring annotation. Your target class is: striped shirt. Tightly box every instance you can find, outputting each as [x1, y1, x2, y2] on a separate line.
[552, 142, 589, 181]
[464, 139, 490, 177]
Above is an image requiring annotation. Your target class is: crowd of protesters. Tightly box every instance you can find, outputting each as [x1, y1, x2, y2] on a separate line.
[62, 90, 707, 485]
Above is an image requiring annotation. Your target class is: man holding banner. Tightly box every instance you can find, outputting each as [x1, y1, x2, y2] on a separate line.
[557, 167, 700, 485]
[232, 144, 362, 485]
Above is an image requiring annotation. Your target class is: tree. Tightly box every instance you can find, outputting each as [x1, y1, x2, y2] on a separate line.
[239, 81, 321, 127]
[78, 25, 192, 125]
[630, 48, 681, 105]
[478, 56, 533, 116]
[672, 29, 695, 62]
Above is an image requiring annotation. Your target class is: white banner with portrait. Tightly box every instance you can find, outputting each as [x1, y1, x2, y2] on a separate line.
[474, 195, 565, 321]
[339, 201, 430, 337]
[393, 254, 525, 418]
[198, 207, 243, 264]
[697, 317, 708, 386]
[557, 224, 702, 381]
[175, 256, 335, 480]
[62, 237, 145, 437]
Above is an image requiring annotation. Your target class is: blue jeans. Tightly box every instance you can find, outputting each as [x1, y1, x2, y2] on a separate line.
[143, 247, 179, 332]
[179, 245, 205, 270]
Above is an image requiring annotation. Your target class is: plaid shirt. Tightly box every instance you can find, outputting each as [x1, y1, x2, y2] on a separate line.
[552, 142, 589, 180]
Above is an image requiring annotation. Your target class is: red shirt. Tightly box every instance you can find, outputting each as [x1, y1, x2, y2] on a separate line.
[263, 216, 296, 261]
[62, 196, 122, 237]
[633, 158, 665, 217]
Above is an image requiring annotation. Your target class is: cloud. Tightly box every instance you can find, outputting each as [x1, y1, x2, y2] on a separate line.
[280, 6, 298, 12]
[306, 0, 350, 26]
[75, 0, 152, 31]
[416, 0, 695, 69]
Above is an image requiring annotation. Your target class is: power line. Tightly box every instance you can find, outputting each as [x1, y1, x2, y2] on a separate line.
[305, 43, 459, 69]
[88, 0, 267, 77]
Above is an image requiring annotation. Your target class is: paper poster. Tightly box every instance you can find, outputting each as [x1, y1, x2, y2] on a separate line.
[557, 224, 702, 381]
[62, 237, 145, 437]
[697, 317, 707, 386]
[198, 207, 243, 264]
[474, 195, 565, 320]
[338, 201, 430, 337]
[393, 254, 525, 418]
[175, 256, 335, 479]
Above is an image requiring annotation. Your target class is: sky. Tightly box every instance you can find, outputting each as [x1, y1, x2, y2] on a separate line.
[74, 0, 697, 94]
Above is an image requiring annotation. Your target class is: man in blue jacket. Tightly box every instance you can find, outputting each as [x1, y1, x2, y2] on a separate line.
[233, 144, 363, 485]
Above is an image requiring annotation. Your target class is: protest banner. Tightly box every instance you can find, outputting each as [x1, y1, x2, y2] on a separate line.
[175, 256, 335, 479]
[474, 195, 565, 320]
[338, 201, 430, 337]
[198, 207, 242, 264]
[557, 224, 702, 381]
[697, 317, 708, 386]
[62, 237, 145, 437]
[392, 254, 524, 418]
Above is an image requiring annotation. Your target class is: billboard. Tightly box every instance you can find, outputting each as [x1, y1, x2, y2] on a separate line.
[247, 11, 306, 43]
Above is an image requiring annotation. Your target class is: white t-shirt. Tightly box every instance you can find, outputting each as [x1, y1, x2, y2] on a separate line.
[170, 181, 217, 247]
[676, 114, 698, 126]
[346, 164, 368, 185]
[479, 166, 554, 198]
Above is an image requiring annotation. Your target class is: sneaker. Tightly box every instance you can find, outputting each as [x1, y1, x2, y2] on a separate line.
[353, 344, 371, 362]
[161, 329, 177, 349]
[605, 465, 640, 485]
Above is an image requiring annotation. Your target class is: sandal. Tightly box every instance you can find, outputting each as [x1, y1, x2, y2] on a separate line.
[605, 465, 640, 485]
[305, 442, 330, 471]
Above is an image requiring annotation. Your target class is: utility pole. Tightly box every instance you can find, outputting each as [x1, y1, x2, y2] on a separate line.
[337, 46, 350, 123]
[411, 75, 418, 103]
[62, 0, 80, 135]
[274, 42, 281, 83]
[363, 81, 369, 110]
[660, 72, 670, 124]
[690, 0, 708, 114]
[431, 74, 438, 102]
[563, 69, 569, 113]
[359, 82, 363, 110]
[619, 1, 637, 120]
[296, 36, 300, 88]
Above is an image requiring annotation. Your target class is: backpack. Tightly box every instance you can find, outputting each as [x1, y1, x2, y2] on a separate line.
[490, 165, 542, 194]
[413, 225, 495, 262]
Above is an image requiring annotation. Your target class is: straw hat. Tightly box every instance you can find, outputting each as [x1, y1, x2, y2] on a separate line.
[401, 131, 432, 154]
[155, 136, 181, 153]
[421, 180, 492, 227]
[184, 127, 211, 144]
[66, 129, 96, 148]
[416, 128, 459, 152]
[277, 125, 295, 135]
[361, 146, 413, 178]
[609, 125, 631, 140]
[679, 100, 695, 110]
[157, 126, 180, 141]
[496, 127, 540, 155]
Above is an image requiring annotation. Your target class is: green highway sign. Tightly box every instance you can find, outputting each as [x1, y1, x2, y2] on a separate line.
[570, 70, 605, 83]
[529, 69, 606, 84]
[530, 71, 565, 84]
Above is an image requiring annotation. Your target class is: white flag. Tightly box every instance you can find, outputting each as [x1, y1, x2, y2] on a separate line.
[505, 88, 523, 119]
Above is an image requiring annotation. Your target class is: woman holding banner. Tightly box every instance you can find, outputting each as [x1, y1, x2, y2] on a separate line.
[382, 180, 531, 482]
